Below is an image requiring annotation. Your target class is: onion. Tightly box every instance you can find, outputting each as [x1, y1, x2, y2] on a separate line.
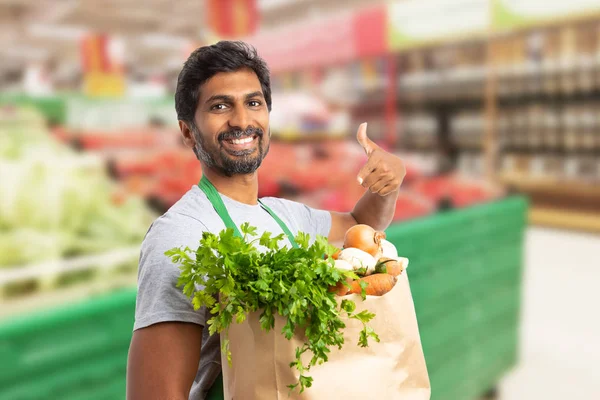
[334, 259, 354, 272]
[344, 224, 386, 257]
[380, 239, 398, 259]
[338, 248, 376, 275]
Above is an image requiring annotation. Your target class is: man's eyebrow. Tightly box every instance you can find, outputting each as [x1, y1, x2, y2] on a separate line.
[245, 91, 264, 100]
[205, 94, 234, 104]
[205, 92, 264, 104]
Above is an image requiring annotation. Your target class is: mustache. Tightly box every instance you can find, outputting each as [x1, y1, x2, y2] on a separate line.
[218, 127, 264, 141]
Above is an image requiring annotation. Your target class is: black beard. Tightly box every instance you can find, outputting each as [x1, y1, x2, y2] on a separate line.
[193, 125, 269, 176]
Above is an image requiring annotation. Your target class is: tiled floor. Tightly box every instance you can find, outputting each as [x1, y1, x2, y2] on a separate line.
[499, 227, 600, 400]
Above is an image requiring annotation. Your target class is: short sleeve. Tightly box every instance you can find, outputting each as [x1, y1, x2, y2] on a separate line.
[133, 212, 208, 331]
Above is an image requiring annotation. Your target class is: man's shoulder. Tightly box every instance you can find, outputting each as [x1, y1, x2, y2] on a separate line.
[167, 185, 211, 220]
[143, 186, 212, 242]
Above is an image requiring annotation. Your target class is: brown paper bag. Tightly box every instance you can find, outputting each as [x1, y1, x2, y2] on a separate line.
[221, 272, 431, 399]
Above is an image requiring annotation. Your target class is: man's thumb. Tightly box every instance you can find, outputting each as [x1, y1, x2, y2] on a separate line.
[357, 123, 375, 155]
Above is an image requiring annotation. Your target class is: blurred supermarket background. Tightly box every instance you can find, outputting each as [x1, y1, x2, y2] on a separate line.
[1, 0, 599, 399]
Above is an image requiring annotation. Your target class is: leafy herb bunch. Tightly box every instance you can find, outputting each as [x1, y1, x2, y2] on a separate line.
[166, 223, 380, 393]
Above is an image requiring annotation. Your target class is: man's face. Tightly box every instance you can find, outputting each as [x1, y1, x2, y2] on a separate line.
[191, 68, 270, 176]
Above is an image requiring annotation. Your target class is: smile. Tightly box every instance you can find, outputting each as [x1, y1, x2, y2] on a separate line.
[229, 136, 254, 145]
[221, 135, 259, 153]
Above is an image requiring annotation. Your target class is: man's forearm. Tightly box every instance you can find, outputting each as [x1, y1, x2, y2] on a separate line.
[351, 189, 399, 232]
[341, 123, 405, 235]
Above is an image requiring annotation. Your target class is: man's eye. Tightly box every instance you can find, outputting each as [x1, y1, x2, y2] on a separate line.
[248, 100, 261, 107]
[212, 104, 227, 110]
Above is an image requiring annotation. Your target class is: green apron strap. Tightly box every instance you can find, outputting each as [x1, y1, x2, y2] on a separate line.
[198, 176, 298, 248]
[198, 175, 243, 238]
[258, 200, 299, 248]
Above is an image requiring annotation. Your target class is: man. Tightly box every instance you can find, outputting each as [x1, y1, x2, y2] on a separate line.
[126, 41, 405, 400]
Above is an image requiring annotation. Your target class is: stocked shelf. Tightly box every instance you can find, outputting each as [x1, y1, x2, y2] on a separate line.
[0, 247, 140, 319]
[500, 174, 600, 232]
[0, 246, 140, 287]
[500, 175, 600, 198]
[0, 270, 137, 321]
[271, 131, 349, 142]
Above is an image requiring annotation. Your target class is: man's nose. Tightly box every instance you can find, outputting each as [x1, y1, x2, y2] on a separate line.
[228, 107, 250, 130]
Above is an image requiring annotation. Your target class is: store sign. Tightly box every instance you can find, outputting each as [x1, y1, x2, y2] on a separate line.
[387, 0, 490, 50]
[245, 12, 355, 72]
[80, 34, 125, 97]
[242, 5, 387, 73]
[207, 0, 259, 38]
[493, 0, 600, 30]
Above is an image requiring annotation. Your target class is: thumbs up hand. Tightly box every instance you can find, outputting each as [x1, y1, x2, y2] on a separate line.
[356, 123, 406, 197]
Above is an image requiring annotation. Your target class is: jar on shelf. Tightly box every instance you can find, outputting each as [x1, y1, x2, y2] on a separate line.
[582, 106, 596, 152]
[559, 26, 578, 96]
[562, 105, 579, 154]
[543, 106, 561, 153]
[497, 111, 509, 152]
[527, 104, 544, 151]
[542, 29, 561, 95]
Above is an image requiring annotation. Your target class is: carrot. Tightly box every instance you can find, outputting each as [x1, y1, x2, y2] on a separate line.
[374, 258, 404, 277]
[328, 276, 352, 296]
[348, 273, 397, 296]
[332, 249, 342, 260]
[325, 248, 342, 261]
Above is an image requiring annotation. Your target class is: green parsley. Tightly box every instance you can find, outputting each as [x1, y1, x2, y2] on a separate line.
[165, 222, 380, 393]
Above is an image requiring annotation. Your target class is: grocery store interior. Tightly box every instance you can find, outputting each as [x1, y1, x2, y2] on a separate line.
[1, 0, 599, 399]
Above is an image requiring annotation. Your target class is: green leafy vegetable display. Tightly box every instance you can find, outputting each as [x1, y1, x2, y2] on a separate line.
[166, 223, 380, 393]
[0, 106, 156, 267]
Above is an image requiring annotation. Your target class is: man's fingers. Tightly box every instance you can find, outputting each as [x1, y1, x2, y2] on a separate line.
[356, 123, 377, 156]
[368, 178, 391, 194]
[378, 184, 398, 197]
[355, 136, 405, 196]
[360, 172, 381, 190]
[359, 163, 394, 191]
[357, 157, 378, 186]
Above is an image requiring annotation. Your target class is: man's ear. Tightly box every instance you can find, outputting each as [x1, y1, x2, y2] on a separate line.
[179, 121, 196, 149]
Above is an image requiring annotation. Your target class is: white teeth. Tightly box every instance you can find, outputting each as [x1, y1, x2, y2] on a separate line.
[232, 137, 253, 145]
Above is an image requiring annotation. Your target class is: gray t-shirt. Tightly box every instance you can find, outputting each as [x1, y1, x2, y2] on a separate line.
[133, 185, 332, 400]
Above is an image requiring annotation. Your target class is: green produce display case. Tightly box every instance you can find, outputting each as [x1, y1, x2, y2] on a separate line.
[0, 196, 527, 400]
[0, 95, 176, 128]
[386, 195, 527, 399]
[0, 95, 68, 125]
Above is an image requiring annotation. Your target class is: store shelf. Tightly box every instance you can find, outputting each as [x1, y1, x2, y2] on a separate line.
[0, 273, 137, 321]
[271, 131, 349, 142]
[0, 247, 140, 287]
[398, 94, 485, 108]
[0, 247, 141, 319]
[530, 206, 600, 233]
[500, 175, 600, 199]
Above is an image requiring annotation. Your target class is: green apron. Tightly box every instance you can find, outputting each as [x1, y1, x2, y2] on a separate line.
[199, 175, 299, 399]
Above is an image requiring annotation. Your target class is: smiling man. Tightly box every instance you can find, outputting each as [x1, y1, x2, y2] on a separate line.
[126, 41, 405, 400]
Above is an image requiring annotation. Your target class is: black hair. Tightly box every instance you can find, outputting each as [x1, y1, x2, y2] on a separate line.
[175, 41, 272, 126]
